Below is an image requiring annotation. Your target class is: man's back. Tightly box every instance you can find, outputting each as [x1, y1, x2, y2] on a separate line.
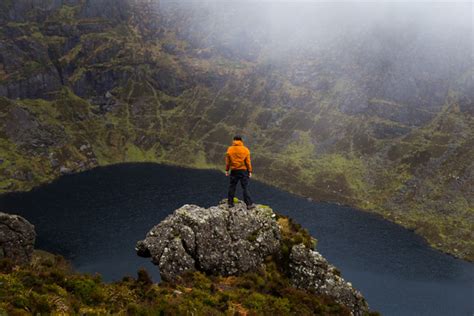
[226, 140, 252, 172]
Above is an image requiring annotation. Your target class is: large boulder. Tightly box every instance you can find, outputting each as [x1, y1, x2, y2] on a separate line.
[136, 201, 281, 281]
[0, 212, 36, 264]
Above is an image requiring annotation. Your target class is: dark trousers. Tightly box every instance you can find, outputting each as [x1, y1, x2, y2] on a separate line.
[228, 170, 253, 206]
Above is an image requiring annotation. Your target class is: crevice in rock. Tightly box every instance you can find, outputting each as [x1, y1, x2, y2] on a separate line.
[177, 221, 202, 271]
[47, 46, 65, 86]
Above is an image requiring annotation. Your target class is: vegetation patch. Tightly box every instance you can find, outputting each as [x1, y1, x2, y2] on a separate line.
[0, 250, 381, 315]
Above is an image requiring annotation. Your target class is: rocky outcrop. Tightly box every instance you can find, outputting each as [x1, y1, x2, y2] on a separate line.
[137, 201, 369, 315]
[0, 212, 36, 265]
[290, 244, 368, 314]
[136, 201, 281, 281]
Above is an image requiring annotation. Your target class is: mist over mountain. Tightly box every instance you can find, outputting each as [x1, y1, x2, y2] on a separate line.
[0, 0, 472, 261]
[160, 1, 472, 114]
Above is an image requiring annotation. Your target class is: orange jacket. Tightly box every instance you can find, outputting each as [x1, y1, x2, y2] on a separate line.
[225, 140, 252, 172]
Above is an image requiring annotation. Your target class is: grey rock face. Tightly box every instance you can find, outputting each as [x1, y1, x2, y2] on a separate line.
[136, 201, 281, 281]
[3, 106, 67, 152]
[0, 212, 36, 265]
[0, 69, 62, 100]
[290, 244, 369, 315]
[59, 166, 72, 175]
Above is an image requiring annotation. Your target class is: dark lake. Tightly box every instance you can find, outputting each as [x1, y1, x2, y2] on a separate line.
[0, 163, 472, 315]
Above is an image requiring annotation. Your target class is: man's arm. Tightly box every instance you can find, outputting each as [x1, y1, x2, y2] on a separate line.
[225, 151, 231, 176]
[245, 150, 253, 176]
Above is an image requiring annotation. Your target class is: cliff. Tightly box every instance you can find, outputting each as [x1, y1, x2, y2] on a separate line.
[0, 0, 472, 261]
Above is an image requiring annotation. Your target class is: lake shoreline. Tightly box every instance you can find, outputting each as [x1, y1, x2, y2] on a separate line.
[1, 161, 471, 264]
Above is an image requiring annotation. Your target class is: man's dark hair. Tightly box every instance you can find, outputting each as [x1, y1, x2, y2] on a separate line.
[233, 135, 243, 141]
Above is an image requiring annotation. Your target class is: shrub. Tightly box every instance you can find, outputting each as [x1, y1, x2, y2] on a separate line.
[65, 276, 105, 305]
[137, 268, 153, 288]
[0, 258, 14, 273]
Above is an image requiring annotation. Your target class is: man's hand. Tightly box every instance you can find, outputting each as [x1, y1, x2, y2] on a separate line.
[249, 172, 252, 178]
[225, 171, 229, 177]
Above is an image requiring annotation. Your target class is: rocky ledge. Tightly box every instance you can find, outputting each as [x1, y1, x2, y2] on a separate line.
[0, 212, 36, 265]
[136, 201, 369, 315]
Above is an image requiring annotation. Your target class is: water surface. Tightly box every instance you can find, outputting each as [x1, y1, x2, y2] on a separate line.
[0, 163, 472, 316]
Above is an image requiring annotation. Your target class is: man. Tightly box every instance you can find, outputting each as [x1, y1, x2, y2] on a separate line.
[225, 135, 255, 209]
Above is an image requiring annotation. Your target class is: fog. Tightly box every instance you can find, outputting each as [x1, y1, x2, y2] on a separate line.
[159, 1, 472, 58]
[156, 1, 472, 111]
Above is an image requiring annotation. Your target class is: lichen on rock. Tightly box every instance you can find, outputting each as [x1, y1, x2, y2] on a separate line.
[136, 200, 281, 281]
[289, 244, 368, 315]
[0, 211, 36, 265]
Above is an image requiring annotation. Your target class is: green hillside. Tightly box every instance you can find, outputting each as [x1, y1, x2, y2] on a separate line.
[0, 0, 472, 260]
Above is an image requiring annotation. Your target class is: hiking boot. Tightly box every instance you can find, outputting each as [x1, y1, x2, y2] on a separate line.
[247, 204, 256, 210]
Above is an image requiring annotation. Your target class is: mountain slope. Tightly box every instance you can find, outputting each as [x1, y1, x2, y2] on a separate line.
[0, 0, 472, 260]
